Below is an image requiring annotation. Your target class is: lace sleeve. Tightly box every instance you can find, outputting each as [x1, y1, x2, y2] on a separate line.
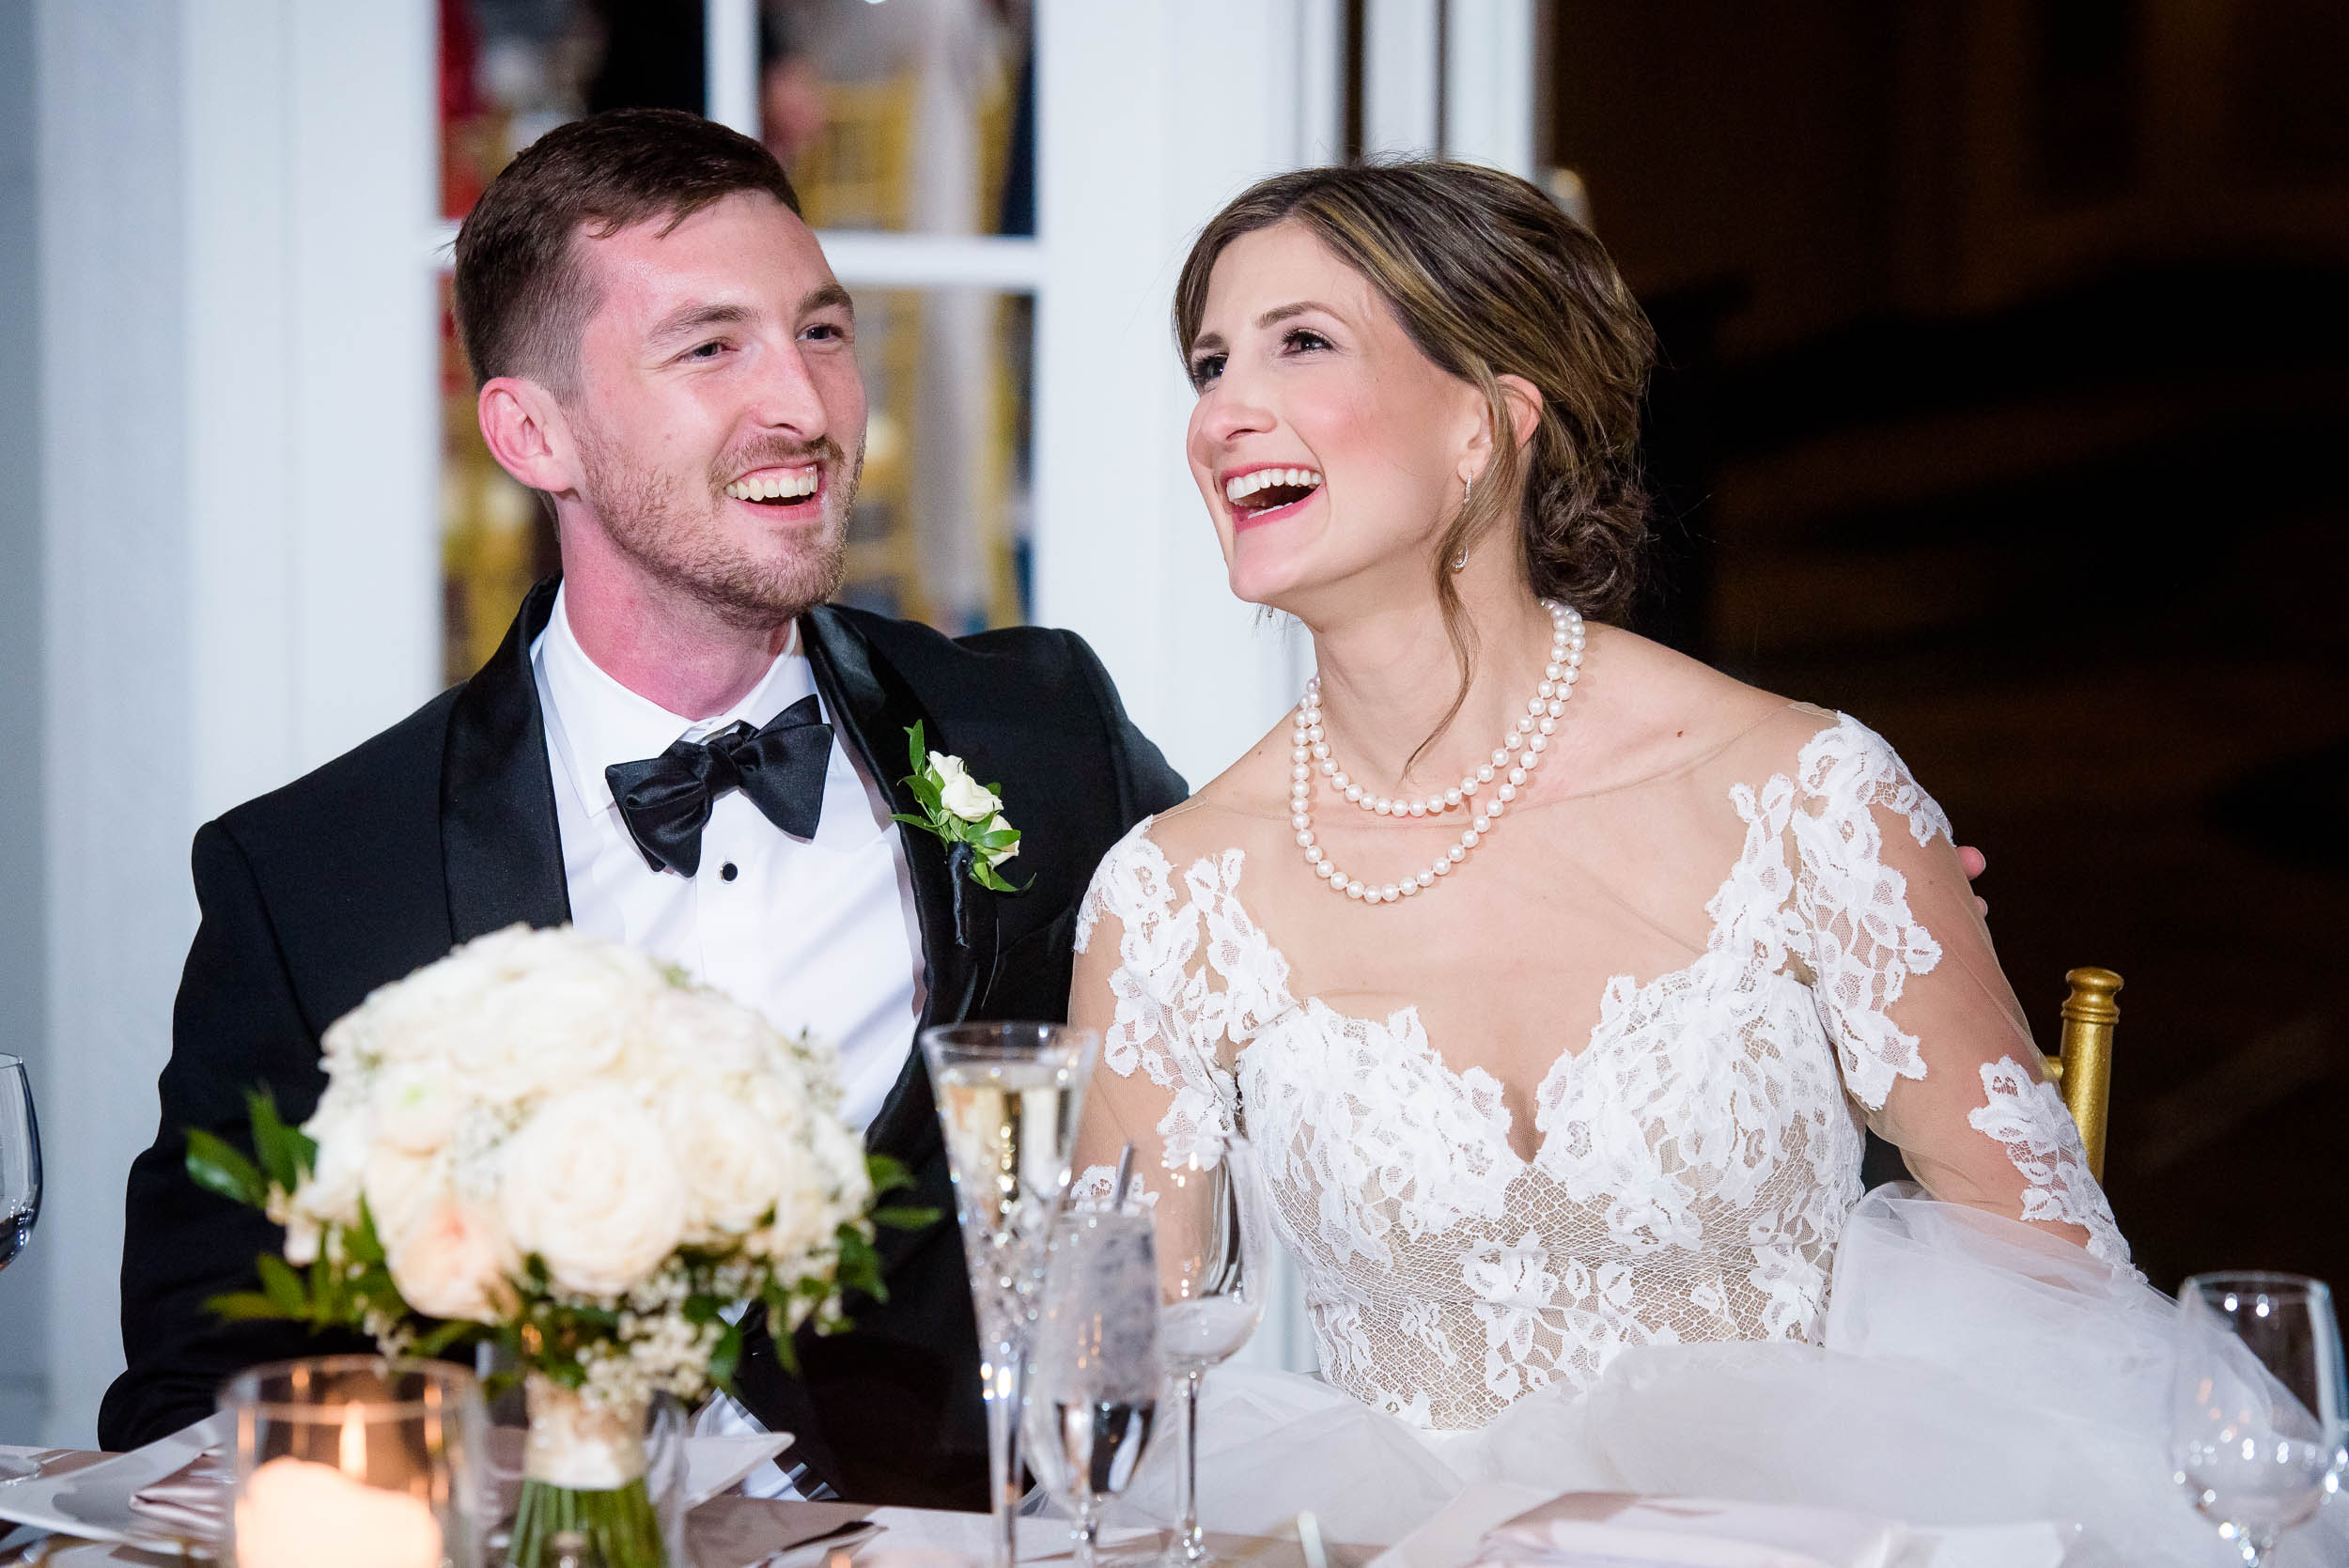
[1068, 821, 1238, 1203]
[1786, 715, 2131, 1269]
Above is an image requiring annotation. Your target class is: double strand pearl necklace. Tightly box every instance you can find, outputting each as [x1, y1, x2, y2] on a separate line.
[1291, 600, 1584, 904]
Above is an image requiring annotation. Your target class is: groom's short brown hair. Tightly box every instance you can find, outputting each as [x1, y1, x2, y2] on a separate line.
[452, 107, 802, 397]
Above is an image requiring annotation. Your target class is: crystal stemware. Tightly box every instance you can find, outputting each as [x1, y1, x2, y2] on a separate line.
[1022, 1208, 1164, 1568]
[2170, 1271, 2348, 1565]
[0, 1054, 41, 1483]
[922, 1022, 1099, 1568]
[1151, 1133, 1268, 1564]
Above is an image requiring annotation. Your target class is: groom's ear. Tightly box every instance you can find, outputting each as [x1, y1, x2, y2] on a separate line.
[477, 376, 581, 496]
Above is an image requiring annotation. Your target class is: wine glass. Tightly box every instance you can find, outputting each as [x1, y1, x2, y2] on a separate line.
[2170, 1271, 2348, 1565]
[922, 1022, 1099, 1568]
[1022, 1208, 1164, 1568]
[1151, 1133, 1269, 1564]
[0, 1055, 40, 1483]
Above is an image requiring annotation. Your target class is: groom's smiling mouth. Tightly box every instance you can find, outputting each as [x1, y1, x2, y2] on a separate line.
[1223, 465, 1324, 530]
[722, 464, 822, 507]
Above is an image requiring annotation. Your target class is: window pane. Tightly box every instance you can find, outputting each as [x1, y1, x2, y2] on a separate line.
[840, 288, 1034, 632]
[764, 0, 1035, 236]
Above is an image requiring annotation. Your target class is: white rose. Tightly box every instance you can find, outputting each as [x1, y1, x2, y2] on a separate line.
[388, 1198, 519, 1324]
[370, 1064, 460, 1154]
[979, 812, 1019, 869]
[363, 1144, 447, 1253]
[929, 752, 1000, 823]
[292, 1110, 369, 1234]
[661, 1084, 788, 1239]
[499, 1087, 686, 1297]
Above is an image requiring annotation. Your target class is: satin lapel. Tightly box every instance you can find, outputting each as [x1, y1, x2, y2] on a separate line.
[443, 579, 573, 941]
[801, 606, 998, 1161]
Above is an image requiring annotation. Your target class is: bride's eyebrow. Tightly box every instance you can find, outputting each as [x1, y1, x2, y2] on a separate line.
[1257, 300, 1341, 329]
[1189, 330, 1229, 358]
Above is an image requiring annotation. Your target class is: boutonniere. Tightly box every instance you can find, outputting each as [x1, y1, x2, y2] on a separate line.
[896, 722, 1030, 896]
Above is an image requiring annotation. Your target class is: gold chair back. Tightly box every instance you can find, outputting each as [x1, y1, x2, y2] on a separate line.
[2040, 967, 2122, 1182]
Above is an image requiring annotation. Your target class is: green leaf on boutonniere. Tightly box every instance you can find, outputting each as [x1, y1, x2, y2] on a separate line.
[894, 722, 1034, 896]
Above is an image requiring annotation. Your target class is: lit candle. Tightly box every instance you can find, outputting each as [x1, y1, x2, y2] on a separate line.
[235, 1409, 443, 1568]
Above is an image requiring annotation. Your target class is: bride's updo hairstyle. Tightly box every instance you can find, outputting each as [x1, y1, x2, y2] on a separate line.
[1174, 160, 1656, 628]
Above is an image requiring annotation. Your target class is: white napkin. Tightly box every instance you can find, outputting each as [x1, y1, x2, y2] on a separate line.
[1474, 1493, 1907, 1568]
[0, 1411, 232, 1553]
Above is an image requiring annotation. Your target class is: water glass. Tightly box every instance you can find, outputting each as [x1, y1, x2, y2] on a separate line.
[223, 1356, 490, 1568]
[1023, 1208, 1165, 1568]
[2170, 1271, 2347, 1565]
[0, 1055, 39, 1484]
[922, 1021, 1099, 1568]
[1153, 1133, 1269, 1564]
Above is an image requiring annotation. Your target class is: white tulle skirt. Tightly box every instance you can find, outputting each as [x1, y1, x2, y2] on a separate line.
[1106, 1188, 2349, 1566]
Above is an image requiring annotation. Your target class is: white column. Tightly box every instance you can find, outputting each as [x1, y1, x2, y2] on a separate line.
[1363, 0, 1440, 157]
[36, 0, 435, 1444]
[1032, 0, 1333, 789]
[1443, 0, 1538, 177]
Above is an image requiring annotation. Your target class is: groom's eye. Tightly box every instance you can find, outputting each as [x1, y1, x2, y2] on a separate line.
[683, 340, 728, 362]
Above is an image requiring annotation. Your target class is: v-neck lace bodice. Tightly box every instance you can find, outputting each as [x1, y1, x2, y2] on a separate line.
[1072, 711, 2127, 1432]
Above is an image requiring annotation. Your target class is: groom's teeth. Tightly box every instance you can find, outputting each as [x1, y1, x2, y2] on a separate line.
[724, 469, 820, 502]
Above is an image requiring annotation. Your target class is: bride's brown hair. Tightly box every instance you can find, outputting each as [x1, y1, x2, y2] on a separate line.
[1174, 161, 1656, 765]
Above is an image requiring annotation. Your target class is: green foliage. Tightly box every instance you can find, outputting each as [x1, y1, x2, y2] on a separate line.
[184, 1129, 266, 1208]
[894, 722, 1034, 895]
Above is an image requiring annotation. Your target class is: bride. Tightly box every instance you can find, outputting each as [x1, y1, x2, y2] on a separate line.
[1065, 162, 2336, 1566]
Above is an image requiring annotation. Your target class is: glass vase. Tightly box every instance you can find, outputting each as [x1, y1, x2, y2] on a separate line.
[505, 1375, 688, 1568]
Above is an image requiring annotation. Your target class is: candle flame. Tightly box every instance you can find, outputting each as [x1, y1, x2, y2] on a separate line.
[338, 1404, 366, 1480]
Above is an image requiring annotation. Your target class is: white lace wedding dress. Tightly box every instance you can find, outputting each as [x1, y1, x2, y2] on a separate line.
[1068, 708, 2342, 1566]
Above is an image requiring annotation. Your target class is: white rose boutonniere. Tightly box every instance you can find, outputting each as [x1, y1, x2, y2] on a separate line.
[896, 722, 1028, 895]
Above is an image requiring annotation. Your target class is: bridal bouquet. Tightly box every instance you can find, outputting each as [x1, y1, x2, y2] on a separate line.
[187, 924, 914, 1568]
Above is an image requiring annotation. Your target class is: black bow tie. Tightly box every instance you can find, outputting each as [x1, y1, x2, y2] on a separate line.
[604, 694, 833, 877]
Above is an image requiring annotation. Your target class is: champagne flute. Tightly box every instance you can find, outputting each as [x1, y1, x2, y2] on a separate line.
[1152, 1134, 1268, 1565]
[2170, 1271, 2347, 1565]
[1022, 1208, 1164, 1568]
[0, 1055, 41, 1483]
[922, 1022, 1099, 1568]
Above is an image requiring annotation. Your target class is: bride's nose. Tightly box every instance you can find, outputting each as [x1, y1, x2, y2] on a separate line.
[1195, 378, 1276, 447]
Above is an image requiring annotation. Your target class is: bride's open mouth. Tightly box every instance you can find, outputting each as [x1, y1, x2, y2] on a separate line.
[1225, 465, 1323, 531]
[722, 463, 824, 514]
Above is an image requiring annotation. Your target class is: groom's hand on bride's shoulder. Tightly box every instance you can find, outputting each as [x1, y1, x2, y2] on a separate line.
[1958, 846, 1989, 918]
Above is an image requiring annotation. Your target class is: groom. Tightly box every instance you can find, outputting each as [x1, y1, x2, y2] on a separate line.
[100, 108, 1184, 1508]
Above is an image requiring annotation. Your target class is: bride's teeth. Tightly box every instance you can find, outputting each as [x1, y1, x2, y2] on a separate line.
[1222, 467, 1325, 505]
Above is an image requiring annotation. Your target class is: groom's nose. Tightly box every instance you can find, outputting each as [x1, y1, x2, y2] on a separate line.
[747, 338, 839, 440]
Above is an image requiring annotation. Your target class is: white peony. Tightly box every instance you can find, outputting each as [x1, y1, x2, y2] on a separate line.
[500, 1086, 687, 1298]
[929, 752, 1000, 822]
[661, 1084, 789, 1239]
[388, 1198, 519, 1323]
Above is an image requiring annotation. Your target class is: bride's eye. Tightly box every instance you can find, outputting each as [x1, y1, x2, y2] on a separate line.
[1282, 328, 1332, 355]
[1189, 350, 1227, 388]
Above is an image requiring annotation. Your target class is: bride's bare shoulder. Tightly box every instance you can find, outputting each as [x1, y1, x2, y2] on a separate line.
[1139, 713, 1297, 866]
[1573, 625, 1831, 788]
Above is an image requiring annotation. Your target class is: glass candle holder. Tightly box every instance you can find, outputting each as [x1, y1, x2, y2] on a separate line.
[223, 1356, 489, 1568]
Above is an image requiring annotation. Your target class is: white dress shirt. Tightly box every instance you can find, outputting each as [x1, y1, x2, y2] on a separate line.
[531, 586, 926, 1133]
[532, 588, 927, 1500]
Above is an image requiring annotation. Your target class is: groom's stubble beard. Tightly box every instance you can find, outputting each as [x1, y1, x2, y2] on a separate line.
[575, 417, 861, 633]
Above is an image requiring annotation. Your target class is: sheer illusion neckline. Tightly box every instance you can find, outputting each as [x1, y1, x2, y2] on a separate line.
[1193, 846, 1793, 1172]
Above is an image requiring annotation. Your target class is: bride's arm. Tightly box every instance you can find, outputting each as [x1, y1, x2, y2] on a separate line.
[1065, 825, 1225, 1207]
[1789, 717, 2129, 1268]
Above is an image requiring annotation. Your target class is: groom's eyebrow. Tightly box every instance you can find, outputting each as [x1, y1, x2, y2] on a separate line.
[646, 301, 756, 345]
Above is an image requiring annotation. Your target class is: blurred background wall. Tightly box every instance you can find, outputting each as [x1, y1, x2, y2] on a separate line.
[0, 0, 2342, 1450]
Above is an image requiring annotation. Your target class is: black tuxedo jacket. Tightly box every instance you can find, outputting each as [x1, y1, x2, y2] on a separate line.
[100, 582, 1185, 1507]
